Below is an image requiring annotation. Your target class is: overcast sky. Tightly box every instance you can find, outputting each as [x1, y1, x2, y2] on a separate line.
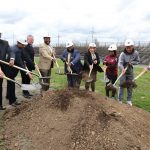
[0, 0, 150, 45]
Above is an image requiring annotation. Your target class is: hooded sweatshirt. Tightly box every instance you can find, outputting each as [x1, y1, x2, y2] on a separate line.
[118, 49, 140, 74]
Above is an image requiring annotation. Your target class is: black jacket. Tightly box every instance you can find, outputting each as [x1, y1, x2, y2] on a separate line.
[0, 39, 15, 67]
[83, 51, 103, 72]
[22, 44, 35, 71]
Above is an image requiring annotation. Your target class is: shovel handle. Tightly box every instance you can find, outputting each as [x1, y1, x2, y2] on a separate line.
[88, 64, 93, 77]
[35, 63, 42, 77]
[134, 69, 147, 80]
[113, 66, 128, 86]
[0, 60, 39, 77]
[2, 76, 21, 86]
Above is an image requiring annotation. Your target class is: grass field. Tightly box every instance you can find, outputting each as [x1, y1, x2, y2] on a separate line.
[34, 57, 150, 112]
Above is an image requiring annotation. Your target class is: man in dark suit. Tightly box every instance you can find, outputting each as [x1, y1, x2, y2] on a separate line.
[21, 35, 35, 98]
[0, 32, 15, 110]
[6, 40, 32, 104]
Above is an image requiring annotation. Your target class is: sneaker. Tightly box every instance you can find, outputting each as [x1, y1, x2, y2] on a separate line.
[118, 100, 122, 104]
[127, 101, 132, 106]
[0, 106, 6, 110]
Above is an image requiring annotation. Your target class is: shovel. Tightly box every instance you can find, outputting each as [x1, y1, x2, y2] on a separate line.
[121, 68, 148, 88]
[52, 55, 63, 75]
[35, 63, 50, 86]
[86, 64, 93, 83]
[100, 66, 109, 82]
[107, 66, 128, 90]
[0, 60, 39, 77]
[0, 60, 50, 86]
[3, 75, 41, 90]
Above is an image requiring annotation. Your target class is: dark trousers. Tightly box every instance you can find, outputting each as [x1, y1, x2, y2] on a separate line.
[21, 71, 31, 95]
[85, 81, 95, 92]
[40, 69, 51, 91]
[105, 75, 117, 97]
[67, 74, 81, 89]
[5, 66, 18, 105]
[0, 65, 7, 106]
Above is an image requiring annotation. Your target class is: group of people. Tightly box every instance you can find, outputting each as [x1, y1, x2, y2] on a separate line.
[60, 39, 146, 107]
[0, 33, 35, 110]
[0, 32, 149, 110]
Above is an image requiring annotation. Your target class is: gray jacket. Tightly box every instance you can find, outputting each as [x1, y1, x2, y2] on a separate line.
[118, 49, 140, 74]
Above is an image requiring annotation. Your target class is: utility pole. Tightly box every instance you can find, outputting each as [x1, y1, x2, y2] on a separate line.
[57, 33, 60, 47]
[12, 33, 15, 45]
[91, 27, 94, 42]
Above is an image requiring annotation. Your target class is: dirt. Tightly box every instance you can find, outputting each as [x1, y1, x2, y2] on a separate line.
[1, 89, 150, 150]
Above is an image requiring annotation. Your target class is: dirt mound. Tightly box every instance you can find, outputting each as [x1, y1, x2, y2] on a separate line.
[2, 89, 150, 150]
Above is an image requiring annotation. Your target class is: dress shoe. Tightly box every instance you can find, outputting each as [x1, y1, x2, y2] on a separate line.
[0, 106, 6, 110]
[28, 93, 33, 97]
[23, 94, 31, 99]
[6, 96, 18, 100]
[11, 101, 21, 106]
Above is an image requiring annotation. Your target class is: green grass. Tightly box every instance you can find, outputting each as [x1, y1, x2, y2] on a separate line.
[35, 57, 150, 112]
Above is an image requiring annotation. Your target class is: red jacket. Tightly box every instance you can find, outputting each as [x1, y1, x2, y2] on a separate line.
[104, 54, 118, 76]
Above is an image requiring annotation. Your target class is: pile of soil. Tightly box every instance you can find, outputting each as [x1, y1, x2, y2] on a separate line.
[2, 89, 150, 150]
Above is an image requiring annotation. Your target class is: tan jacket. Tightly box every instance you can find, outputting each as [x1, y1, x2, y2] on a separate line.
[38, 43, 55, 70]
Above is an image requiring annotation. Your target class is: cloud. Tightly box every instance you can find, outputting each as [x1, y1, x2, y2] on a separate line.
[1, 0, 150, 45]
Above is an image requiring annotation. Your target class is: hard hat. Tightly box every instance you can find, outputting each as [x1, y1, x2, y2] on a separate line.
[108, 44, 117, 51]
[66, 40, 74, 48]
[43, 35, 51, 38]
[17, 39, 27, 45]
[124, 39, 134, 46]
[89, 43, 96, 48]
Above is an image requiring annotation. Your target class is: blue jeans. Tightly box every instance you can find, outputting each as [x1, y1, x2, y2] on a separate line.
[118, 74, 134, 102]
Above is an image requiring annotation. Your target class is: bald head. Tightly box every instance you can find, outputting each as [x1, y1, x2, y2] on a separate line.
[27, 35, 34, 45]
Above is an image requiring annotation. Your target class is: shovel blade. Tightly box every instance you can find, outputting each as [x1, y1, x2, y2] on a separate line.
[21, 83, 41, 91]
[86, 78, 93, 83]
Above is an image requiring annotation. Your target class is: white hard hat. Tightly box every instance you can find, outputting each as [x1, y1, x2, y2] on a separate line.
[89, 43, 96, 48]
[124, 39, 134, 46]
[66, 40, 74, 48]
[43, 35, 51, 38]
[108, 44, 117, 51]
[17, 39, 27, 45]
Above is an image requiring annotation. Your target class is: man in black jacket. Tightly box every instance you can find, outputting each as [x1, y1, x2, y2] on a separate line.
[6, 40, 32, 104]
[21, 35, 35, 98]
[0, 32, 15, 110]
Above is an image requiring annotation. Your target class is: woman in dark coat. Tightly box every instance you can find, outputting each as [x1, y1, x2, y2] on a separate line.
[83, 43, 103, 92]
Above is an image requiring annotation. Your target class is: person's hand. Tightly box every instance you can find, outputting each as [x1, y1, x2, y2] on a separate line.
[144, 67, 148, 72]
[93, 60, 97, 64]
[122, 68, 127, 75]
[103, 61, 107, 65]
[9, 59, 14, 66]
[128, 61, 133, 66]
[52, 57, 56, 63]
[28, 73, 33, 80]
[0, 69, 4, 78]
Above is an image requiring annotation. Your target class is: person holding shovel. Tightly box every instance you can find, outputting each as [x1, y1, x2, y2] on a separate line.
[118, 39, 140, 106]
[6, 40, 33, 107]
[0, 32, 15, 110]
[83, 43, 103, 92]
[38, 35, 55, 91]
[60, 40, 82, 89]
[103, 44, 118, 99]
[21, 35, 35, 98]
